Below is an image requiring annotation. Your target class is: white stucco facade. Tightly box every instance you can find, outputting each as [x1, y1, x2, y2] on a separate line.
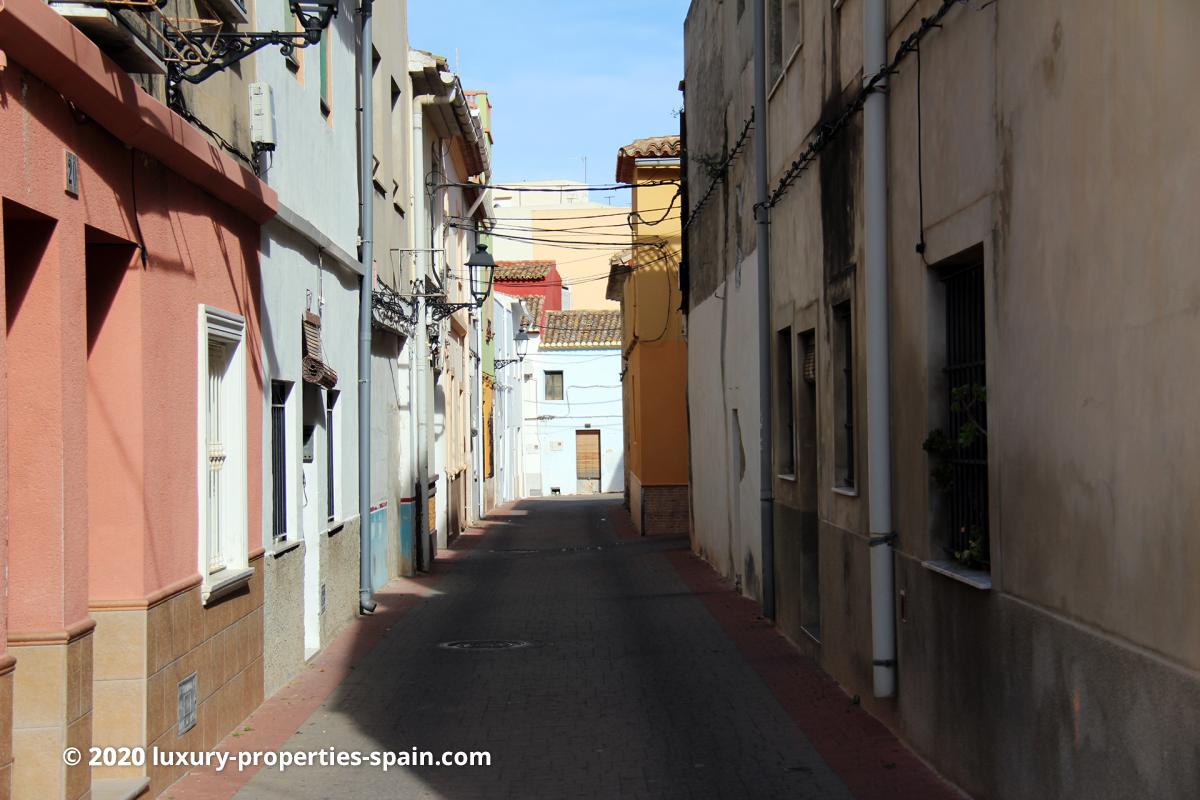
[521, 345, 624, 497]
[492, 293, 525, 505]
[255, 0, 363, 693]
[686, 254, 762, 599]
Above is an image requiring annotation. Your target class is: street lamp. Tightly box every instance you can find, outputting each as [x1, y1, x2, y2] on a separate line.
[495, 331, 529, 370]
[466, 244, 496, 307]
[428, 243, 497, 321]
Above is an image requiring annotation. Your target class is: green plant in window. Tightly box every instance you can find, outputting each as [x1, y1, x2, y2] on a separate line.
[952, 525, 989, 571]
[923, 382, 989, 569]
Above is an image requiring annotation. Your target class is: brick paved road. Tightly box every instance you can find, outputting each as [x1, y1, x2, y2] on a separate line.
[229, 496, 910, 799]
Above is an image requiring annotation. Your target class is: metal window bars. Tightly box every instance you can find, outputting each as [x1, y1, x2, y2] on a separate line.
[941, 262, 988, 563]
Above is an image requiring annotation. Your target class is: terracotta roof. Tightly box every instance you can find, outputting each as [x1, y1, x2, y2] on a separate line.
[539, 310, 623, 350]
[495, 260, 555, 282]
[616, 135, 682, 183]
[519, 295, 544, 331]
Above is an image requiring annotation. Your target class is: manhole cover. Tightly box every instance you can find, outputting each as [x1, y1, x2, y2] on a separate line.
[438, 639, 531, 651]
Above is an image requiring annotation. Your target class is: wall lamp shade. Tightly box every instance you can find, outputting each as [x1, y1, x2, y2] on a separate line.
[515, 331, 530, 359]
[467, 244, 497, 307]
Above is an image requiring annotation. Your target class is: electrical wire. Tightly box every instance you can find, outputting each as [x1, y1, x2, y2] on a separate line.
[914, 40, 932, 265]
[485, 206, 675, 222]
[448, 224, 632, 250]
[129, 149, 148, 267]
[436, 180, 677, 193]
[759, 0, 971, 212]
[626, 189, 683, 230]
[684, 110, 754, 231]
[464, 218, 650, 234]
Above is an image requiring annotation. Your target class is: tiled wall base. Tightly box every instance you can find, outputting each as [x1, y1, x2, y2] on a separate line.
[631, 477, 690, 537]
[0, 657, 15, 800]
[91, 556, 264, 797]
[9, 630, 93, 800]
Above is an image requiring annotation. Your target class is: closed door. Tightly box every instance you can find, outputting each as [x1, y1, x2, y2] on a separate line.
[575, 430, 601, 494]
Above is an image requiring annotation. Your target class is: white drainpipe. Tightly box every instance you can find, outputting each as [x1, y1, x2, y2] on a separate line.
[864, 0, 897, 698]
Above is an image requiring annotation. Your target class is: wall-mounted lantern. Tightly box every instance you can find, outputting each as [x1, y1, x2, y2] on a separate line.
[495, 330, 529, 370]
[428, 244, 496, 321]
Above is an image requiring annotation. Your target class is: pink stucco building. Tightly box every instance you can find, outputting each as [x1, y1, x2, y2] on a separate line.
[0, 1, 276, 797]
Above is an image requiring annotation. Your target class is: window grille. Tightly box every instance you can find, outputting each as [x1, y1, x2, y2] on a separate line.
[326, 390, 337, 521]
[207, 341, 229, 573]
[776, 326, 795, 475]
[942, 262, 988, 560]
[270, 382, 288, 541]
[833, 302, 855, 488]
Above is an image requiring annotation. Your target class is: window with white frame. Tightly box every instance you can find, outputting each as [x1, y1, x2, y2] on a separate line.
[199, 306, 249, 599]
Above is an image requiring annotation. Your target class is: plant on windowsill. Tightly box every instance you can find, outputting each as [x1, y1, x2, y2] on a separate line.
[923, 383, 989, 571]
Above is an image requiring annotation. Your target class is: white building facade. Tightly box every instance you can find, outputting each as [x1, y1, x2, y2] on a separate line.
[254, 0, 363, 695]
[521, 310, 624, 497]
[491, 293, 526, 505]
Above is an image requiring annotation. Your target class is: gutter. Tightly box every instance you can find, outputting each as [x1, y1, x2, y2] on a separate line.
[864, 0, 897, 698]
[357, 0, 376, 613]
[753, 0, 776, 620]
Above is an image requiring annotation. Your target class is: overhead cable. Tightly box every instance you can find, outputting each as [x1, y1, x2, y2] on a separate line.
[760, 0, 973, 211]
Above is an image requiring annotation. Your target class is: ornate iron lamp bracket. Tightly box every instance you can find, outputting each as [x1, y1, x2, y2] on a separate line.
[166, 1, 337, 91]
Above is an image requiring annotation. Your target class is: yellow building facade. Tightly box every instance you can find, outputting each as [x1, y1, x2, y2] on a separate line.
[610, 137, 689, 535]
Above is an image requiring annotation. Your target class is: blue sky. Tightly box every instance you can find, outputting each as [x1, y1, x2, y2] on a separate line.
[408, 1, 690, 203]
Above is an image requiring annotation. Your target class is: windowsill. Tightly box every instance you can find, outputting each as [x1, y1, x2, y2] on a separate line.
[832, 485, 858, 497]
[922, 559, 992, 591]
[324, 521, 345, 537]
[202, 567, 254, 606]
[271, 538, 304, 558]
[777, 473, 797, 482]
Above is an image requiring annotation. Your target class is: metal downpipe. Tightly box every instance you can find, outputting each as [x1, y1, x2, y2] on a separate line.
[357, 0, 376, 613]
[753, 0, 775, 620]
[864, 0, 896, 697]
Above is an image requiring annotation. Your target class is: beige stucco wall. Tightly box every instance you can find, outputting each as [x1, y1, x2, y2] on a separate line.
[685, 1, 1200, 797]
[493, 186, 627, 310]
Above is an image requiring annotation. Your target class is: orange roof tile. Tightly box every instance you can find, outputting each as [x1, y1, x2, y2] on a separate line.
[495, 261, 555, 282]
[539, 310, 622, 350]
[616, 136, 682, 183]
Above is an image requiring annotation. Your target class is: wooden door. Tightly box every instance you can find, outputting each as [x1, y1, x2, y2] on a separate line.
[575, 430, 601, 494]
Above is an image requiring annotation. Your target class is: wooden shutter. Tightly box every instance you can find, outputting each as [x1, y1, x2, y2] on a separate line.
[575, 430, 601, 481]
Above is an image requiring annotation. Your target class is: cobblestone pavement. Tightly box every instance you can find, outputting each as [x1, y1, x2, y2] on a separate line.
[223, 496, 951, 800]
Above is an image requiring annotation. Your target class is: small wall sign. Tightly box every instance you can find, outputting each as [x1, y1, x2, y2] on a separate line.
[64, 151, 79, 196]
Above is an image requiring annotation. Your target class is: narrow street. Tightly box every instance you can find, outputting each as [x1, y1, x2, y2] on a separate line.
[170, 497, 957, 800]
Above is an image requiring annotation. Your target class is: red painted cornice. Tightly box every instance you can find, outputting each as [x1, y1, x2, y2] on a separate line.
[0, 0, 277, 223]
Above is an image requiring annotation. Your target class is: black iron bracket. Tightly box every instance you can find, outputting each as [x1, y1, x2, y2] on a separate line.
[166, 2, 337, 93]
[494, 358, 521, 369]
[371, 280, 418, 338]
[427, 301, 477, 322]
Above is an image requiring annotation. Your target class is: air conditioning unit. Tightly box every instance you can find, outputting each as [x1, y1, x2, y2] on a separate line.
[249, 83, 277, 152]
[50, 3, 165, 75]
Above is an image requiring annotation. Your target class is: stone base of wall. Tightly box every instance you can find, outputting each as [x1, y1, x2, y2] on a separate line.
[0, 656, 12, 800]
[8, 625, 93, 800]
[640, 485, 690, 536]
[630, 475, 690, 537]
[263, 543, 306, 698]
[321, 519, 360, 650]
[90, 555, 265, 797]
